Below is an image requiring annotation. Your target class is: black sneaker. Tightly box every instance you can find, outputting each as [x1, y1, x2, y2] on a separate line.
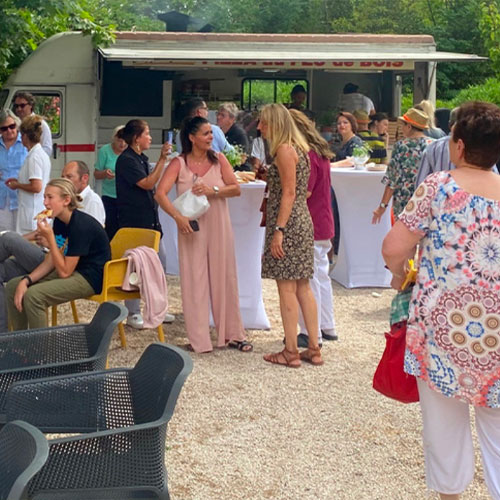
[297, 333, 309, 348]
[282, 333, 322, 349]
[321, 329, 338, 341]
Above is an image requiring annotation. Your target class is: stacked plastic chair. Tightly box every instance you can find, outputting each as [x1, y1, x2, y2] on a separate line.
[4, 343, 193, 499]
[0, 302, 127, 424]
[0, 420, 48, 500]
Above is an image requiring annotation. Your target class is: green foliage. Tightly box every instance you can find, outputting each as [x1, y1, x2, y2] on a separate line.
[1, 0, 499, 101]
[0, 0, 167, 87]
[223, 144, 246, 168]
[242, 79, 308, 109]
[480, 0, 500, 76]
[401, 94, 414, 114]
[450, 77, 500, 107]
[0, 0, 116, 85]
[402, 78, 500, 113]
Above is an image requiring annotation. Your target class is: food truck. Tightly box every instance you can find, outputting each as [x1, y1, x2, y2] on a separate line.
[0, 31, 484, 178]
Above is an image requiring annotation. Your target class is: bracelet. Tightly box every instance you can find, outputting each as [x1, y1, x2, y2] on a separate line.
[23, 275, 33, 286]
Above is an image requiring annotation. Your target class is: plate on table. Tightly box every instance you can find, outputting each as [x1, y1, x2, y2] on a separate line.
[235, 171, 256, 183]
[366, 163, 387, 172]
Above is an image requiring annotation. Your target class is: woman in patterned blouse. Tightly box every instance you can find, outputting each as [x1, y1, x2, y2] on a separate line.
[382, 101, 500, 500]
[372, 108, 433, 224]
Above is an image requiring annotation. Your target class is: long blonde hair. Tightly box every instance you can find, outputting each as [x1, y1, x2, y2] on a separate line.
[259, 103, 309, 158]
[417, 100, 436, 128]
[288, 109, 333, 159]
[47, 178, 82, 211]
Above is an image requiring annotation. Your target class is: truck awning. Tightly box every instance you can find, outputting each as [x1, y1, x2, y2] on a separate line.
[99, 42, 485, 70]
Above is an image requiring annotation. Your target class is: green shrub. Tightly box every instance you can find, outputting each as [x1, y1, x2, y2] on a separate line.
[401, 78, 500, 114]
[450, 78, 500, 107]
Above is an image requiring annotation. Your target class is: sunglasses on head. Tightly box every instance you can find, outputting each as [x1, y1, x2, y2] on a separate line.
[0, 123, 16, 133]
[13, 103, 28, 109]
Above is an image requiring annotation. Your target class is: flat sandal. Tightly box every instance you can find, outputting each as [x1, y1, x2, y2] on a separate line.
[300, 347, 324, 366]
[263, 348, 301, 368]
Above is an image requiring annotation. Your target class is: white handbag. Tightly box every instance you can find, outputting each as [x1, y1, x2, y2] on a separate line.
[172, 189, 210, 219]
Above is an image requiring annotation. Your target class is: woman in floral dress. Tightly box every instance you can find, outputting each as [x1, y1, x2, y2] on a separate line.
[382, 101, 500, 499]
[259, 104, 323, 368]
[372, 107, 434, 224]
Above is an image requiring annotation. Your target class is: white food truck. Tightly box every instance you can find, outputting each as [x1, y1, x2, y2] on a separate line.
[0, 31, 484, 178]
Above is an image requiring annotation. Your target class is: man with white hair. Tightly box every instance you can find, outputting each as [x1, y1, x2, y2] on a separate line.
[0, 160, 105, 331]
[216, 102, 250, 153]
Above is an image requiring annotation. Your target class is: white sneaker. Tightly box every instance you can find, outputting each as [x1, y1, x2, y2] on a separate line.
[163, 313, 175, 323]
[127, 313, 144, 330]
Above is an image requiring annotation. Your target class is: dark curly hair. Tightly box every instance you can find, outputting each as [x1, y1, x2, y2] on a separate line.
[452, 101, 500, 169]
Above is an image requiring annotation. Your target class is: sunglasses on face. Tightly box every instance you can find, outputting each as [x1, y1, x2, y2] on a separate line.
[0, 123, 16, 133]
[13, 103, 28, 109]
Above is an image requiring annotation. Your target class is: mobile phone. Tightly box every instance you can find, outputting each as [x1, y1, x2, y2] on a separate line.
[163, 129, 174, 144]
[189, 220, 199, 232]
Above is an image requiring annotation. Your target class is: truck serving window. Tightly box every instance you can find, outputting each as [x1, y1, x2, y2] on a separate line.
[100, 61, 172, 117]
[242, 79, 308, 110]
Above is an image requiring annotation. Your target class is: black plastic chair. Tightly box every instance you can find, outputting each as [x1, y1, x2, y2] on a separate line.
[5, 343, 193, 500]
[0, 420, 49, 500]
[0, 302, 128, 423]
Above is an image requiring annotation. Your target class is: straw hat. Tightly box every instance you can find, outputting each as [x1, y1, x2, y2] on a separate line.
[398, 108, 429, 130]
[353, 109, 370, 124]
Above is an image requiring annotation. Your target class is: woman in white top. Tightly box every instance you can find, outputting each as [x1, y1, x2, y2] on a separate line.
[5, 115, 51, 234]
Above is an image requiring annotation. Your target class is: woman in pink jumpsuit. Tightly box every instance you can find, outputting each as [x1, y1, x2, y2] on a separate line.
[155, 117, 252, 353]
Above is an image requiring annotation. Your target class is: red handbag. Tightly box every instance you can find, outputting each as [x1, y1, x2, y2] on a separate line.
[373, 321, 419, 404]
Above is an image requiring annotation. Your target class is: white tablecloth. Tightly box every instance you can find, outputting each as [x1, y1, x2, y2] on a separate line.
[158, 182, 270, 329]
[330, 167, 392, 288]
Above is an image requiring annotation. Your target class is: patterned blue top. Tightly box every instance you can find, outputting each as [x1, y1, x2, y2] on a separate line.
[400, 171, 500, 408]
[0, 133, 27, 211]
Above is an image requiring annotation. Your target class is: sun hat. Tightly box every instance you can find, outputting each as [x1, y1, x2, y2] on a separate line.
[398, 108, 429, 130]
[353, 109, 370, 124]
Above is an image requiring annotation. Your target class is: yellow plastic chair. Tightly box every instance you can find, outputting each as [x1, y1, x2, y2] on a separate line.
[52, 228, 165, 348]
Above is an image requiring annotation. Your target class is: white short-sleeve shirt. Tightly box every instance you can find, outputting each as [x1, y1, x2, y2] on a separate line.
[16, 143, 51, 234]
[80, 185, 106, 226]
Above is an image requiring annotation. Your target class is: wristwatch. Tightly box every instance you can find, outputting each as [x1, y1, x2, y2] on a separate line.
[213, 186, 220, 195]
[379, 202, 388, 209]
[275, 226, 285, 232]
[22, 275, 33, 286]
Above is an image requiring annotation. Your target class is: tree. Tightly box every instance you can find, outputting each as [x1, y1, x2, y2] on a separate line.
[480, 0, 500, 76]
[0, 0, 166, 87]
[0, 0, 115, 86]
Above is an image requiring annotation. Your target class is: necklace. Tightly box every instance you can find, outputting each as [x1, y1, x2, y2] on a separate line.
[189, 154, 207, 165]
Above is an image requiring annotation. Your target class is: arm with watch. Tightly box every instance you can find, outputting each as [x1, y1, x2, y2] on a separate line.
[13, 254, 55, 312]
[191, 153, 241, 199]
[371, 184, 394, 225]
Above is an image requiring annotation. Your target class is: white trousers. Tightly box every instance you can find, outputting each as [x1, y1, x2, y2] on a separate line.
[298, 240, 336, 341]
[418, 379, 500, 498]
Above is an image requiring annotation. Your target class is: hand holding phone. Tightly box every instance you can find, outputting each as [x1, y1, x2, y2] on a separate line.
[189, 220, 199, 232]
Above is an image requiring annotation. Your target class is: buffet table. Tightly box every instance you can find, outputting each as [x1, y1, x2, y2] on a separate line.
[330, 167, 392, 288]
[158, 182, 270, 329]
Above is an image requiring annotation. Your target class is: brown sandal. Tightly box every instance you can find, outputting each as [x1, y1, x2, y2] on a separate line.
[263, 348, 301, 368]
[300, 346, 324, 366]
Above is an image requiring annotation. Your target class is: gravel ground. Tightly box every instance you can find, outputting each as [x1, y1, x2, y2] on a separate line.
[66, 277, 490, 500]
